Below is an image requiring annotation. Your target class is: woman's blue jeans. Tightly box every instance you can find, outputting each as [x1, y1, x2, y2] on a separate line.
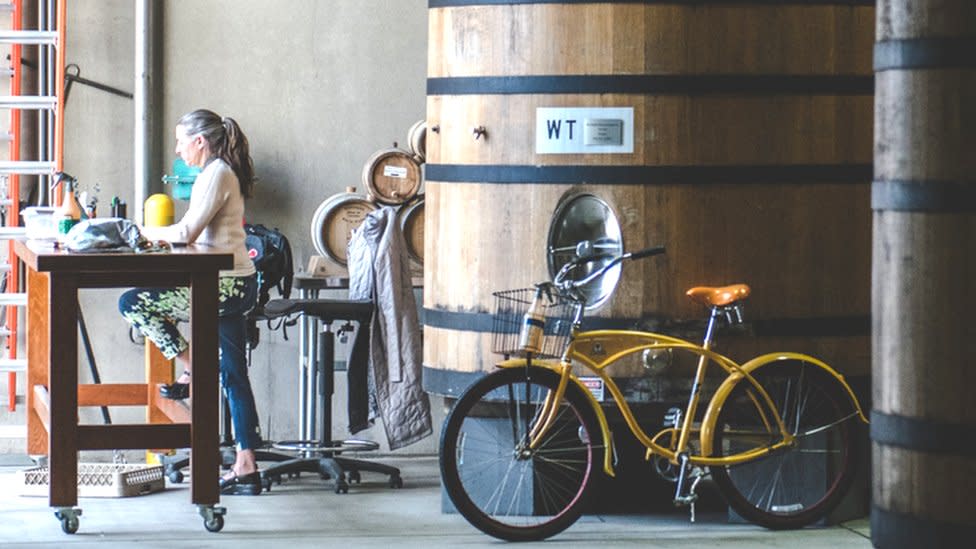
[118, 275, 262, 450]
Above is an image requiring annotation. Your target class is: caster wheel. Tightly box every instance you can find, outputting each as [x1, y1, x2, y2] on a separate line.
[60, 516, 79, 534]
[55, 509, 81, 534]
[347, 470, 361, 484]
[168, 470, 184, 484]
[262, 479, 272, 492]
[204, 515, 224, 532]
[335, 482, 349, 494]
[390, 475, 403, 489]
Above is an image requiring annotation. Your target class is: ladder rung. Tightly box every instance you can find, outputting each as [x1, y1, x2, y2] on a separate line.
[0, 227, 27, 238]
[0, 161, 55, 175]
[0, 358, 27, 373]
[0, 264, 11, 272]
[0, 30, 58, 46]
[0, 293, 26, 306]
[0, 96, 57, 110]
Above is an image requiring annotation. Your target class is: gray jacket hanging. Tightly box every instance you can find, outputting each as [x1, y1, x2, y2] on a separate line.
[347, 207, 432, 450]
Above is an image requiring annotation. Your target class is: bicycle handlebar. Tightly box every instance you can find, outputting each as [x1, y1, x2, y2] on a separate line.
[628, 245, 666, 261]
[552, 243, 666, 291]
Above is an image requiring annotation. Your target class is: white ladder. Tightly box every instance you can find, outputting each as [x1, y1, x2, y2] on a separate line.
[1, 0, 64, 410]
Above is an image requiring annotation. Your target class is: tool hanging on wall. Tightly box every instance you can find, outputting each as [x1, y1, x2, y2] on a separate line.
[62, 63, 133, 105]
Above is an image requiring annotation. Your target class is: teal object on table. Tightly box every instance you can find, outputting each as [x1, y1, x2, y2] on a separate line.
[161, 158, 200, 201]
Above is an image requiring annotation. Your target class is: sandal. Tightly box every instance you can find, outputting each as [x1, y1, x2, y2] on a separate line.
[219, 471, 262, 496]
[160, 370, 191, 400]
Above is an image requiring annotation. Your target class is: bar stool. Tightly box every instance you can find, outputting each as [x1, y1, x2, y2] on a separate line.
[258, 296, 402, 493]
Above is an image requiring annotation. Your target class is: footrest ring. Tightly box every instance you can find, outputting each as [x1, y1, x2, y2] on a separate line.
[271, 439, 380, 454]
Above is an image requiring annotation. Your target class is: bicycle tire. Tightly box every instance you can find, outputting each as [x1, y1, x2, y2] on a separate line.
[709, 359, 858, 529]
[440, 366, 601, 542]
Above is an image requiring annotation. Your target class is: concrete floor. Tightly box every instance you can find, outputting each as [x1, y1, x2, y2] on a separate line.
[0, 454, 873, 548]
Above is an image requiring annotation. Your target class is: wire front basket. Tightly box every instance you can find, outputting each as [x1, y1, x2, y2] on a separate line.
[491, 288, 576, 359]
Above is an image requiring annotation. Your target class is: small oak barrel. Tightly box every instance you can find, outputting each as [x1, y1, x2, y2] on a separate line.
[309, 187, 377, 266]
[407, 119, 427, 162]
[424, 1, 875, 398]
[362, 147, 423, 205]
[398, 193, 425, 267]
[871, 0, 976, 546]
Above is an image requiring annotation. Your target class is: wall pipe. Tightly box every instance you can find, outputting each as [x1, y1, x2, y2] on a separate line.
[133, 0, 151, 224]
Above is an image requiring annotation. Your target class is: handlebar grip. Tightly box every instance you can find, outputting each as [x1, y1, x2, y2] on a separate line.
[628, 245, 666, 260]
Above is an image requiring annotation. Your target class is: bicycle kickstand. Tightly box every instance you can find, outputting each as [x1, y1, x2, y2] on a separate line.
[672, 453, 705, 523]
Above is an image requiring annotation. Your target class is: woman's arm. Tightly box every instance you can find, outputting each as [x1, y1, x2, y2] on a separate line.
[142, 162, 233, 244]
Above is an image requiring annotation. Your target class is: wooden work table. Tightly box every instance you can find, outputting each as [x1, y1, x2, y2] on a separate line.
[14, 239, 233, 533]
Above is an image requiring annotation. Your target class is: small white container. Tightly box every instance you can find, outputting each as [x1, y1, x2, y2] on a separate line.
[22, 206, 59, 241]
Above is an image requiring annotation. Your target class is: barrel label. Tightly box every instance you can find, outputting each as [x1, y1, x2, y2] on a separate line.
[383, 165, 409, 179]
[536, 107, 634, 154]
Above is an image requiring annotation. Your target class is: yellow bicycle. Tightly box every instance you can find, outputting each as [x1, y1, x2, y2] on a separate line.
[439, 243, 869, 541]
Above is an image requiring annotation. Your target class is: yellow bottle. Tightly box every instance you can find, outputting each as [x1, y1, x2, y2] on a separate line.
[144, 193, 174, 227]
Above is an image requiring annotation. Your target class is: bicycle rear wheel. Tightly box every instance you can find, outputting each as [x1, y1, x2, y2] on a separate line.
[709, 359, 859, 529]
[439, 366, 601, 542]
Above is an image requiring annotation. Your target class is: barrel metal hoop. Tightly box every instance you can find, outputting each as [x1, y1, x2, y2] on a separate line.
[871, 506, 976, 549]
[753, 315, 869, 337]
[422, 307, 635, 333]
[872, 179, 976, 213]
[421, 366, 485, 397]
[428, 75, 873, 96]
[871, 410, 976, 458]
[429, 0, 876, 8]
[425, 164, 872, 185]
[424, 307, 871, 337]
[874, 37, 976, 72]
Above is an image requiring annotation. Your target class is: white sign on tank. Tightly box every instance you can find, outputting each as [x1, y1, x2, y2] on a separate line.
[535, 107, 634, 154]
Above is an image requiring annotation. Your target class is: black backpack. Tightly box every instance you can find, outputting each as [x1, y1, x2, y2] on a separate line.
[244, 223, 294, 308]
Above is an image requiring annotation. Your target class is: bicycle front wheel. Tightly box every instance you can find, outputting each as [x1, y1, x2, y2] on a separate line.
[439, 366, 601, 542]
[709, 359, 859, 529]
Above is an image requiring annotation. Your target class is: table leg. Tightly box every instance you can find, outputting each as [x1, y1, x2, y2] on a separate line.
[189, 271, 220, 505]
[26, 268, 50, 456]
[48, 273, 79, 508]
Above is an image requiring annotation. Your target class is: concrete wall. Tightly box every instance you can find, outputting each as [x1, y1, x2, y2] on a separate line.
[14, 0, 440, 454]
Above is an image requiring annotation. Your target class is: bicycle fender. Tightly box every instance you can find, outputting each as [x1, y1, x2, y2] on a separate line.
[698, 352, 869, 457]
[495, 359, 617, 477]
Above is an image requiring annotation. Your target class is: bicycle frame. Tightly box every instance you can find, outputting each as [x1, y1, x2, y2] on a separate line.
[496, 327, 869, 478]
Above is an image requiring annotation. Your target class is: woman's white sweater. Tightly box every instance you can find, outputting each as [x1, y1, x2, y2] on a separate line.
[142, 158, 256, 277]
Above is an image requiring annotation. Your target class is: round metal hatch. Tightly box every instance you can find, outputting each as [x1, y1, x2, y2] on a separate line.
[547, 193, 623, 309]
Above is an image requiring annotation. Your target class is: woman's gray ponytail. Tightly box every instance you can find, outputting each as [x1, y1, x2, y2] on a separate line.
[177, 109, 255, 198]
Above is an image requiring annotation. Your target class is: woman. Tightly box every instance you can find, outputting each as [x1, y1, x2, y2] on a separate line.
[118, 109, 262, 495]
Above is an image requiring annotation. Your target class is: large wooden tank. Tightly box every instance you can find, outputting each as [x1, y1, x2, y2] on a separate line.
[423, 1, 875, 398]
